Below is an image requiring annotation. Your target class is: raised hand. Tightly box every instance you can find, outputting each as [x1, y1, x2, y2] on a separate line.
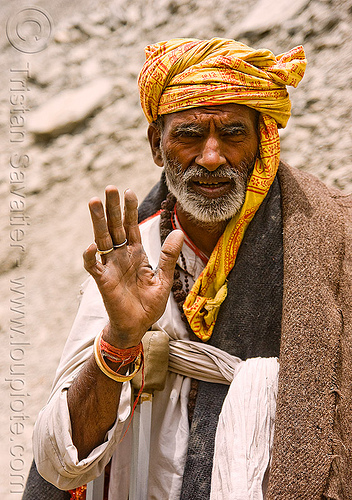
[83, 186, 184, 349]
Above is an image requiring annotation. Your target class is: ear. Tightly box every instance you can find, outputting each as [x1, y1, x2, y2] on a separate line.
[148, 123, 163, 167]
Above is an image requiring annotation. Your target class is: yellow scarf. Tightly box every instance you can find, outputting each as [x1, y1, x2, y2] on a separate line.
[183, 113, 279, 341]
[138, 38, 307, 341]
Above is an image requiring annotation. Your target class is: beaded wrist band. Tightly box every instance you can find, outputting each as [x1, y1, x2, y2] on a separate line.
[93, 331, 143, 383]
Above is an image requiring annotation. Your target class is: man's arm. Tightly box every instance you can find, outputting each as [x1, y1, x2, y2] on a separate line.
[66, 186, 183, 460]
[67, 346, 124, 461]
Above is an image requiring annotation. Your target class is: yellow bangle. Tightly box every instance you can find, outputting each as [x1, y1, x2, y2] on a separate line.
[93, 332, 143, 382]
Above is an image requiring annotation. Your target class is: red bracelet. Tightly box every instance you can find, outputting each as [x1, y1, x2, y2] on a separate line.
[94, 331, 145, 445]
[100, 335, 142, 369]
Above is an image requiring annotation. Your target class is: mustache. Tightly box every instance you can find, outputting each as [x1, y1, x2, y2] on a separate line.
[162, 149, 256, 184]
[181, 164, 249, 183]
[161, 148, 256, 224]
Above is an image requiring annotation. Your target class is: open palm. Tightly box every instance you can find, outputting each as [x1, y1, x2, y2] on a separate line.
[83, 186, 183, 348]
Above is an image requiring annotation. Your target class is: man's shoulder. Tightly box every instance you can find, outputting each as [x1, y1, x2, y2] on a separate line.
[278, 160, 352, 213]
[139, 209, 162, 228]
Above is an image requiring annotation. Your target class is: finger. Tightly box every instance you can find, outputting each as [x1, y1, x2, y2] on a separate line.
[105, 186, 126, 245]
[157, 230, 184, 286]
[83, 243, 104, 276]
[88, 197, 113, 252]
[123, 189, 141, 245]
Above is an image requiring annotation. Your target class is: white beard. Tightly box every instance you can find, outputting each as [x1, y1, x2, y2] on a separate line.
[161, 148, 255, 224]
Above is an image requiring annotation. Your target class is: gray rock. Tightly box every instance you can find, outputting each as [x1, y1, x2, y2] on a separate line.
[238, 0, 309, 36]
[27, 78, 115, 138]
[294, 114, 321, 129]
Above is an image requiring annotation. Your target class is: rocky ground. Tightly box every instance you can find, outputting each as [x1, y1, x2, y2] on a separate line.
[1, 0, 351, 497]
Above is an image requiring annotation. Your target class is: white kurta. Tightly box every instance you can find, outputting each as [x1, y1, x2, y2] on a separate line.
[33, 213, 278, 500]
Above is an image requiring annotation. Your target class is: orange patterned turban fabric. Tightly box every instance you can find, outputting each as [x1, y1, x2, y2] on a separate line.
[138, 37, 306, 127]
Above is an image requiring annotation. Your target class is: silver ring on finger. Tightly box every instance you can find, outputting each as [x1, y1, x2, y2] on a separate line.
[97, 247, 114, 255]
[113, 238, 128, 249]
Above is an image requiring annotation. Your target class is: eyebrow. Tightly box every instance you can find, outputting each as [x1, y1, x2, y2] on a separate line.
[218, 122, 248, 134]
[171, 123, 204, 135]
[171, 121, 249, 136]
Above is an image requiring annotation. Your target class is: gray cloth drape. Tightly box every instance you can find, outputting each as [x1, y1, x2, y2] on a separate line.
[180, 177, 283, 499]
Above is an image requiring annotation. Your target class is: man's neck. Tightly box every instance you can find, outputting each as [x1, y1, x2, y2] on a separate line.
[176, 203, 229, 257]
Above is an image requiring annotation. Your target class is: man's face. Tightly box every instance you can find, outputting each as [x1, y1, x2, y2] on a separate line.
[158, 103, 259, 224]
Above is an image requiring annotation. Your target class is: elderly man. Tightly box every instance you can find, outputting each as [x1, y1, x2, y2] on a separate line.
[33, 38, 352, 499]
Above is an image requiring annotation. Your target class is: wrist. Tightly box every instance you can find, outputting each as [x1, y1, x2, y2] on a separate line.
[93, 331, 144, 383]
[102, 323, 145, 349]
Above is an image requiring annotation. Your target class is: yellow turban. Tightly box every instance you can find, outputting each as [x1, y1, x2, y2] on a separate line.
[138, 37, 306, 127]
[138, 38, 307, 341]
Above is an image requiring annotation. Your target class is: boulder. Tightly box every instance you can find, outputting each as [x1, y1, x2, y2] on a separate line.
[237, 0, 309, 36]
[27, 78, 114, 138]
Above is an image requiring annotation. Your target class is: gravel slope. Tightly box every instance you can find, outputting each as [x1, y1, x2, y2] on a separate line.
[1, 1, 351, 497]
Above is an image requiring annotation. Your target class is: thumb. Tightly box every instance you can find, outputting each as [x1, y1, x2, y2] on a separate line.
[157, 229, 184, 285]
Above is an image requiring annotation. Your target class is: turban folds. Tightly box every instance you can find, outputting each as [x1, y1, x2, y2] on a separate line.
[138, 38, 306, 341]
[138, 37, 306, 128]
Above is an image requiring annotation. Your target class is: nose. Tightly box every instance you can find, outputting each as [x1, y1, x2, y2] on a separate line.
[196, 136, 226, 171]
